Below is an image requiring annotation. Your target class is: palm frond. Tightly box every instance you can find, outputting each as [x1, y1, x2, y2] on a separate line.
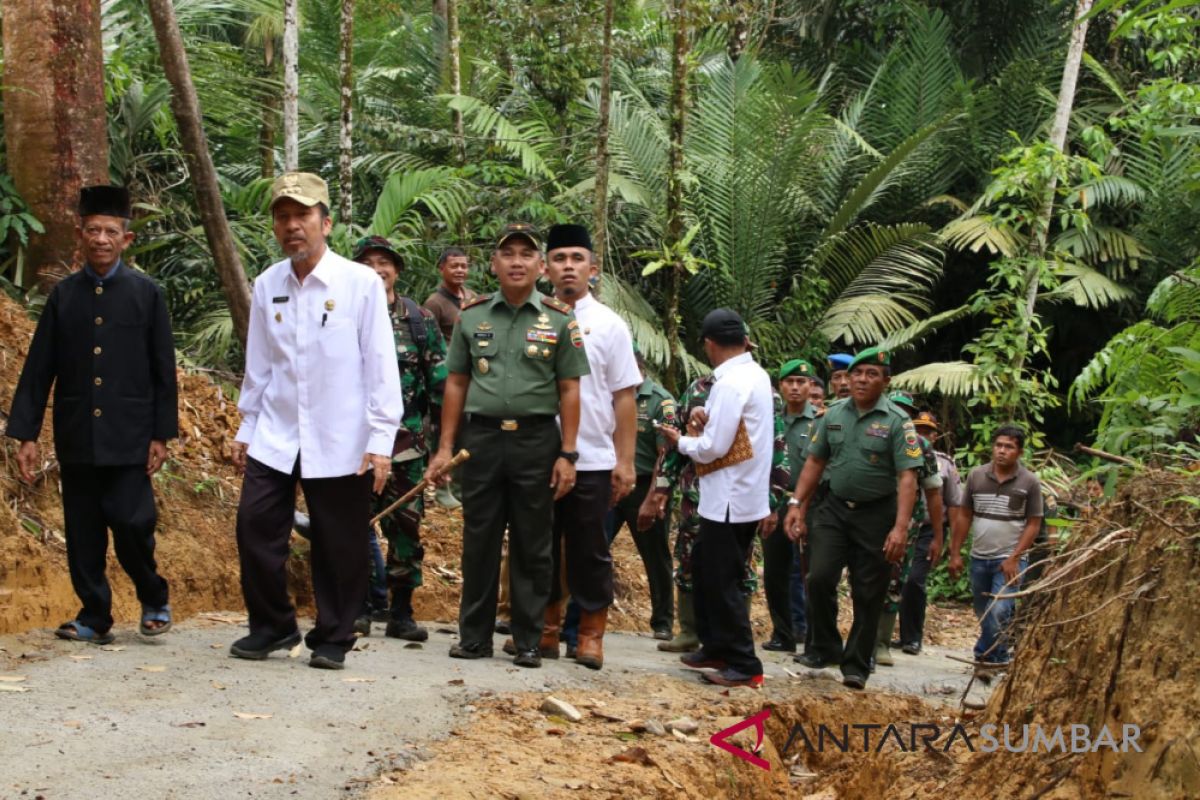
[878, 304, 972, 351]
[890, 361, 998, 397]
[1041, 262, 1135, 310]
[941, 215, 1025, 257]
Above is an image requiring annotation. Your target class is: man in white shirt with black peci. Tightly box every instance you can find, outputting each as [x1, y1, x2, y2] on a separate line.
[659, 308, 773, 688]
[229, 172, 403, 671]
[536, 223, 641, 671]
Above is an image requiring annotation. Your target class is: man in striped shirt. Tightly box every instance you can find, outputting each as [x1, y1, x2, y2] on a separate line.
[949, 425, 1043, 666]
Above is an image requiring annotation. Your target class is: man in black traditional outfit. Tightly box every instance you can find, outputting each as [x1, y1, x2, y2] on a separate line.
[7, 185, 178, 645]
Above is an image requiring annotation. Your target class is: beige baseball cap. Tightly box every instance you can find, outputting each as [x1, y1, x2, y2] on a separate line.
[270, 172, 331, 209]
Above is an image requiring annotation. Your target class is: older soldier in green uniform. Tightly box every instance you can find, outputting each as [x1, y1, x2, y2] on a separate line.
[426, 223, 589, 667]
[785, 347, 922, 689]
[353, 236, 448, 641]
[762, 358, 818, 653]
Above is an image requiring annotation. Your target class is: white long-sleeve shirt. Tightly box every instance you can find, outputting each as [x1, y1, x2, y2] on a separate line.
[678, 352, 773, 524]
[235, 248, 402, 478]
[572, 293, 642, 471]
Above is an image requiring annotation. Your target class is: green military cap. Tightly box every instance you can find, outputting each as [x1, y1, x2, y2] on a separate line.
[848, 346, 890, 372]
[778, 358, 814, 380]
[888, 391, 915, 410]
[269, 172, 331, 209]
[352, 235, 405, 269]
[495, 222, 542, 251]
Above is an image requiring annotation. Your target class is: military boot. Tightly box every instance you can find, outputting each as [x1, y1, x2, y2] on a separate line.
[657, 589, 699, 653]
[874, 609, 897, 667]
[575, 608, 608, 670]
[385, 586, 428, 642]
[435, 484, 462, 510]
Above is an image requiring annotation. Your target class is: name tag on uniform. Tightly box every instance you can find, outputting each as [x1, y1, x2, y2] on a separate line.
[827, 423, 842, 431]
[527, 329, 558, 344]
[272, 296, 289, 304]
[473, 331, 494, 340]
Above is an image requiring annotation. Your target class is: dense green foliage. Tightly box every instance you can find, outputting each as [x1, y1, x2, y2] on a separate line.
[0, 0, 1197, 465]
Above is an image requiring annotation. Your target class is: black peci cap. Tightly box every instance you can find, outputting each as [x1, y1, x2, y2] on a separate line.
[546, 223, 592, 252]
[79, 185, 132, 219]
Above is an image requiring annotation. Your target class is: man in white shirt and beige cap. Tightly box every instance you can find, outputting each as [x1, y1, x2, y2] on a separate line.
[229, 172, 402, 670]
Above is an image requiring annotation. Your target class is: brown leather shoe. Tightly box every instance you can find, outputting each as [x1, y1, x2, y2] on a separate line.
[539, 601, 564, 659]
[575, 608, 608, 670]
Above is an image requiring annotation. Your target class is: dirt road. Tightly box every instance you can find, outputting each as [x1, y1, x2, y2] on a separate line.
[0, 616, 979, 799]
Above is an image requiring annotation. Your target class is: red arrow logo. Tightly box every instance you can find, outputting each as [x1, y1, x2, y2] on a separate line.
[710, 708, 771, 771]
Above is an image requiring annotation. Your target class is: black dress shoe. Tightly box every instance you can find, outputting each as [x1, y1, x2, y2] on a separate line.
[385, 618, 429, 642]
[353, 616, 372, 637]
[762, 638, 796, 652]
[793, 652, 832, 669]
[230, 630, 302, 660]
[842, 673, 867, 690]
[565, 642, 577, 659]
[901, 642, 922, 655]
[513, 648, 542, 668]
[449, 642, 493, 659]
[494, 619, 511, 635]
[309, 644, 346, 670]
[652, 628, 672, 641]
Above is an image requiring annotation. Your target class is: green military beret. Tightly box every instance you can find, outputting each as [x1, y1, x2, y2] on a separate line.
[888, 391, 915, 410]
[848, 346, 890, 372]
[778, 358, 814, 380]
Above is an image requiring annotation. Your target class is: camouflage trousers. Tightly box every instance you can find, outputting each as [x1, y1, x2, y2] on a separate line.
[672, 517, 760, 596]
[373, 456, 426, 591]
[884, 518, 926, 613]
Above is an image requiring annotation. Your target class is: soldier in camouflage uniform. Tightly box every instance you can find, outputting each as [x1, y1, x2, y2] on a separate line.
[874, 392, 942, 668]
[652, 369, 791, 653]
[353, 237, 448, 641]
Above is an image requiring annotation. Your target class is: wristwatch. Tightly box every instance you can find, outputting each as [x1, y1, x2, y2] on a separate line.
[559, 450, 580, 464]
[787, 497, 802, 507]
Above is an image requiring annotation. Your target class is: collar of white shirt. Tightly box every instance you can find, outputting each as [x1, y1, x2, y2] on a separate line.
[714, 351, 754, 379]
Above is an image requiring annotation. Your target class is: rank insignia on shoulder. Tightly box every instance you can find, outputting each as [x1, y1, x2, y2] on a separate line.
[462, 294, 491, 310]
[542, 297, 571, 314]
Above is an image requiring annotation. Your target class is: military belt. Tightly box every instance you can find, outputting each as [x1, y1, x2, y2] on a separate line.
[467, 413, 556, 432]
[830, 492, 894, 510]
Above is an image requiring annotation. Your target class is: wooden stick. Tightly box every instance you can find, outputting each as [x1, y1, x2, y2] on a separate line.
[369, 449, 470, 526]
[1073, 443, 1138, 467]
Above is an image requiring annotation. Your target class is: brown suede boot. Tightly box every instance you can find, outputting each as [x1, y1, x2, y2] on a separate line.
[575, 608, 608, 670]
[539, 601, 564, 659]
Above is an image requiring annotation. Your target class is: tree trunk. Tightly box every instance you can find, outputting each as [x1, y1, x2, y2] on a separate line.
[1, 0, 108, 289]
[146, 0, 253, 347]
[283, 0, 300, 172]
[448, 0, 465, 165]
[259, 38, 277, 179]
[433, 0, 447, 23]
[664, 0, 690, 392]
[728, 0, 750, 61]
[1011, 0, 1093, 381]
[338, 0, 354, 222]
[591, 0, 616, 274]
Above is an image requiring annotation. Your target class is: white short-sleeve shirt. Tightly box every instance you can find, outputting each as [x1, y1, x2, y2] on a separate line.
[570, 293, 642, 471]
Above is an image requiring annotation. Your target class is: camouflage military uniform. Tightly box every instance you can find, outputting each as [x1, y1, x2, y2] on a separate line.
[658, 378, 790, 595]
[884, 434, 940, 612]
[375, 299, 448, 591]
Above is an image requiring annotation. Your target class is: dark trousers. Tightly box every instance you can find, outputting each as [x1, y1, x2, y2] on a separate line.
[790, 543, 807, 638]
[807, 494, 896, 680]
[693, 515, 764, 676]
[563, 475, 674, 643]
[610, 474, 673, 631]
[898, 523, 935, 646]
[60, 464, 169, 634]
[763, 508, 800, 646]
[236, 456, 371, 653]
[458, 420, 560, 651]
[549, 470, 614, 612]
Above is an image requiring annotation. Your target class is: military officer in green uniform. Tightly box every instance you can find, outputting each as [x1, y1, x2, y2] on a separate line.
[426, 223, 589, 667]
[353, 236, 448, 642]
[762, 358, 818, 653]
[784, 347, 923, 689]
